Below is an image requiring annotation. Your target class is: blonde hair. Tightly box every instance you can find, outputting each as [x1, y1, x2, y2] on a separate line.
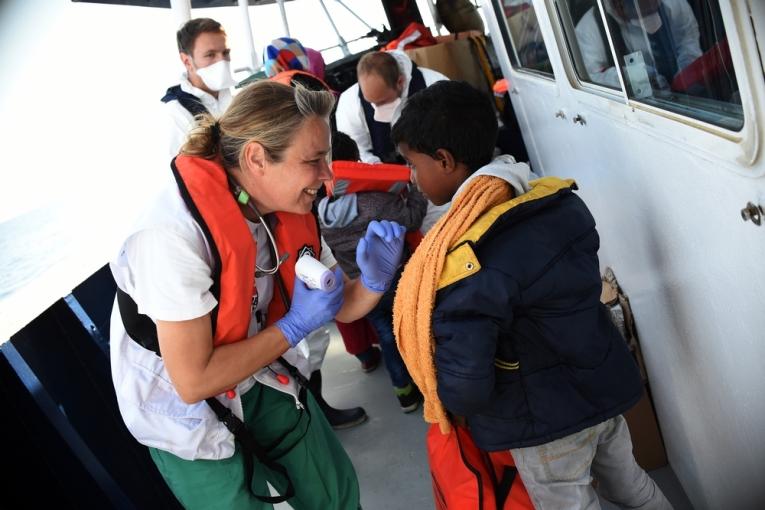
[181, 81, 335, 171]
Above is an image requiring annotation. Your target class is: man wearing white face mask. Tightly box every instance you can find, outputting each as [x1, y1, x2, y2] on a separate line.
[336, 51, 448, 233]
[336, 51, 447, 165]
[161, 18, 236, 159]
[575, 0, 701, 90]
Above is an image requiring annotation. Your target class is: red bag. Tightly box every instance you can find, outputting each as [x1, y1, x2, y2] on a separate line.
[427, 424, 534, 510]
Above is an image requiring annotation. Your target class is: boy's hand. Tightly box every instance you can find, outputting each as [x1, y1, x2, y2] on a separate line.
[356, 220, 406, 293]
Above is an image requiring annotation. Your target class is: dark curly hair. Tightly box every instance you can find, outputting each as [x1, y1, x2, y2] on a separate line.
[391, 81, 497, 173]
[331, 132, 360, 161]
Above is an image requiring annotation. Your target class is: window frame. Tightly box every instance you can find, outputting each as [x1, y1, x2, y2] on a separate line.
[491, 0, 558, 82]
[549, 0, 629, 100]
[547, 0, 751, 138]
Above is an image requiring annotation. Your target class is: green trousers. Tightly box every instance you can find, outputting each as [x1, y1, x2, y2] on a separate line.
[149, 384, 360, 509]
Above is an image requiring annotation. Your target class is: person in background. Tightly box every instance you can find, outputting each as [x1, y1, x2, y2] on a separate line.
[336, 50, 446, 165]
[161, 18, 236, 158]
[111, 81, 407, 509]
[318, 132, 426, 412]
[575, 0, 701, 90]
[336, 50, 449, 234]
[391, 80, 672, 510]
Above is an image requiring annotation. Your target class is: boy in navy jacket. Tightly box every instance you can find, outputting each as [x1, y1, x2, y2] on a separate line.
[391, 81, 672, 510]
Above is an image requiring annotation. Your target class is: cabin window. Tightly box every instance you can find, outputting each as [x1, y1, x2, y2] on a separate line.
[555, 0, 743, 131]
[497, 1, 555, 77]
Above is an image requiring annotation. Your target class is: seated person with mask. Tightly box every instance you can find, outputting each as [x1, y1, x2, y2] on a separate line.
[575, 0, 701, 90]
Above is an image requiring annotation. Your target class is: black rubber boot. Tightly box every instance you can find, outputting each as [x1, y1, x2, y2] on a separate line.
[308, 370, 367, 430]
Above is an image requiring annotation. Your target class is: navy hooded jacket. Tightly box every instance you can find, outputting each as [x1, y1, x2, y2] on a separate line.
[433, 178, 643, 451]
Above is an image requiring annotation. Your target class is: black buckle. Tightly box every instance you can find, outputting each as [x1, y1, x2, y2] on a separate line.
[219, 408, 245, 435]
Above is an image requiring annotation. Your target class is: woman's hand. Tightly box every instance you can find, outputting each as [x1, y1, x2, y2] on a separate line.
[276, 266, 345, 346]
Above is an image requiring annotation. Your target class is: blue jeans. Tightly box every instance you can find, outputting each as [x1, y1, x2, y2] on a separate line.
[365, 280, 410, 389]
[511, 415, 672, 510]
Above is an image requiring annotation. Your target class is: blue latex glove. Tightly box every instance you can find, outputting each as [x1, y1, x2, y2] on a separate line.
[276, 266, 344, 347]
[356, 220, 406, 293]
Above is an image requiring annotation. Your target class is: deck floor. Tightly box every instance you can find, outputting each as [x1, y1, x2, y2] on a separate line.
[278, 323, 695, 510]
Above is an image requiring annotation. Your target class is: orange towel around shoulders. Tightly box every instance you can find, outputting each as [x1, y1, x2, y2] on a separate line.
[393, 176, 513, 433]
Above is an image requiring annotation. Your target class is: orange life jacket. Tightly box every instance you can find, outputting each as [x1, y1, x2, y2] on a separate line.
[325, 160, 424, 251]
[172, 154, 321, 346]
[326, 160, 412, 198]
[269, 69, 333, 93]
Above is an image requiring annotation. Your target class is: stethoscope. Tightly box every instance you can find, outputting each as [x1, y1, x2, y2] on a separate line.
[229, 178, 289, 278]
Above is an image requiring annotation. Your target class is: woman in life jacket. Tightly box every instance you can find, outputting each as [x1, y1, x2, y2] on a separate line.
[109, 80, 406, 509]
[268, 65, 390, 381]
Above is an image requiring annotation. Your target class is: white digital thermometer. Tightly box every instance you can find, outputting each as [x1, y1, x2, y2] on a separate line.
[295, 255, 336, 291]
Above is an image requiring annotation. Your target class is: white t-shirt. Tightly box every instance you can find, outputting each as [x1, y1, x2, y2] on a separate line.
[109, 179, 336, 460]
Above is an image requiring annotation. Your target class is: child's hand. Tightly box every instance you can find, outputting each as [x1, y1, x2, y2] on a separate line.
[356, 220, 406, 292]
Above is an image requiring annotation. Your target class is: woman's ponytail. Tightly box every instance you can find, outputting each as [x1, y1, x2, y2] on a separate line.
[180, 113, 220, 159]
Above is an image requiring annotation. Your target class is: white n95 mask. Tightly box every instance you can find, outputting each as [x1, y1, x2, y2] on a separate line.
[372, 97, 402, 123]
[196, 60, 236, 91]
[630, 12, 662, 34]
